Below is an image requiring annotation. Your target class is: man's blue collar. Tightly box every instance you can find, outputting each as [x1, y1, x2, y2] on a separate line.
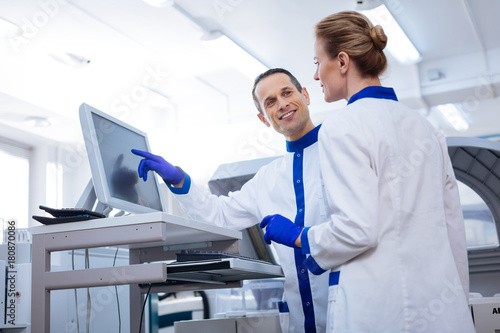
[348, 86, 398, 105]
[286, 125, 321, 153]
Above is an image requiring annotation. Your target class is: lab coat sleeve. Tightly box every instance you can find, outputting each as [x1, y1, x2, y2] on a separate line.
[168, 171, 261, 231]
[439, 134, 470, 298]
[303, 113, 380, 272]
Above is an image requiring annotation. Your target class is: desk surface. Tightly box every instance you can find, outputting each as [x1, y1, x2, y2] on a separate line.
[30, 212, 242, 249]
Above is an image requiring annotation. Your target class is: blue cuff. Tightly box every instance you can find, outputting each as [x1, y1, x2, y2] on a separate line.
[329, 271, 340, 286]
[301, 227, 311, 254]
[303, 255, 327, 275]
[167, 171, 191, 195]
[278, 301, 289, 313]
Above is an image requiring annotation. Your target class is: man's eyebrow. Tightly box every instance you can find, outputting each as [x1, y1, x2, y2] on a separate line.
[262, 86, 294, 106]
[263, 95, 275, 106]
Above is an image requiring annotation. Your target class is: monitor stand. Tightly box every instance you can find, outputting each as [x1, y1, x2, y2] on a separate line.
[75, 179, 112, 216]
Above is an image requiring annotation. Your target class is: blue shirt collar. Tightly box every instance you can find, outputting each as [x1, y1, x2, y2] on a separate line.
[347, 86, 398, 105]
[286, 125, 321, 153]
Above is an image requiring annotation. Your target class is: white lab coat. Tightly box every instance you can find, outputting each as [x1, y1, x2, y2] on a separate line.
[303, 93, 475, 332]
[172, 130, 331, 333]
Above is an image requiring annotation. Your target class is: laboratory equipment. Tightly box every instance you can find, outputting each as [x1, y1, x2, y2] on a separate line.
[448, 137, 500, 332]
[31, 104, 284, 332]
[176, 250, 271, 263]
[79, 103, 165, 214]
[207, 156, 281, 264]
[469, 296, 500, 332]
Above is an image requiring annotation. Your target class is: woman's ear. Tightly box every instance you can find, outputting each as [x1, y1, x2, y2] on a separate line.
[337, 51, 349, 75]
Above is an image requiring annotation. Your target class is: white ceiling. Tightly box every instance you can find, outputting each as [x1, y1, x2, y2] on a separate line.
[0, 0, 499, 181]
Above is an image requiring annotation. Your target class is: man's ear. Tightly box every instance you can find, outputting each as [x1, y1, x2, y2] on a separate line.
[257, 113, 270, 127]
[301, 87, 311, 105]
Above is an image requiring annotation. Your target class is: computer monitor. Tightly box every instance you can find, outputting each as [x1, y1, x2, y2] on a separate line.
[79, 103, 165, 214]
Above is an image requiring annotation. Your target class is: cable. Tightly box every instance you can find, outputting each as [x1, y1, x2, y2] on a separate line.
[138, 284, 152, 333]
[157, 292, 176, 301]
[113, 248, 121, 333]
[195, 291, 210, 319]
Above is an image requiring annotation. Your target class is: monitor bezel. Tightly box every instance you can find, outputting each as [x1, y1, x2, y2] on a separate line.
[79, 103, 165, 214]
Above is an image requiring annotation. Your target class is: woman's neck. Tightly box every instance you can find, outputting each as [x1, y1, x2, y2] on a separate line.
[346, 76, 382, 101]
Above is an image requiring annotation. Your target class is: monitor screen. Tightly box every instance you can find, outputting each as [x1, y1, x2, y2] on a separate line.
[79, 103, 165, 214]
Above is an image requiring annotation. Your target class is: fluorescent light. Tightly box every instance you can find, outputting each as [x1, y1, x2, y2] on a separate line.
[24, 116, 51, 128]
[142, 0, 174, 7]
[202, 32, 268, 80]
[362, 4, 421, 65]
[49, 51, 91, 68]
[433, 104, 469, 131]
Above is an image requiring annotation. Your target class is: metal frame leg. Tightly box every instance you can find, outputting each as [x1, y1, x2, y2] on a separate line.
[31, 234, 51, 333]
[129, 248, 143, 333]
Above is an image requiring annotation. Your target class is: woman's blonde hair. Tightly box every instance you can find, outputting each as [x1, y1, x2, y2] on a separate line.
[315, 11, 388, 77]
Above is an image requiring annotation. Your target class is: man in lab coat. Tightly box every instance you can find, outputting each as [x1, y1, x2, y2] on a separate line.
[133, 68, 330, 333]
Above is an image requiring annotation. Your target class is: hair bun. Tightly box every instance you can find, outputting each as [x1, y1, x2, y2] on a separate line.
[369, 25, 387, 51]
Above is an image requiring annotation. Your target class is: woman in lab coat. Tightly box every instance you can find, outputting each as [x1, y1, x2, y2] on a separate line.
[260, 11, 476, 332]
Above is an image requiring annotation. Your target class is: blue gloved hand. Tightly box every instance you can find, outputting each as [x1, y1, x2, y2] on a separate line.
[131, 149, 184, 185]
[259, 214, 303, 248]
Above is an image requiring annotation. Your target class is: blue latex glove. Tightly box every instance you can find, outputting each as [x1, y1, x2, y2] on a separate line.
[260, 214, 303, 248]
[131, 149, 184, 185]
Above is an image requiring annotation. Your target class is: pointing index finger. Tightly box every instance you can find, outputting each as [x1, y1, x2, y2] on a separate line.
[131, 149, 155, 159]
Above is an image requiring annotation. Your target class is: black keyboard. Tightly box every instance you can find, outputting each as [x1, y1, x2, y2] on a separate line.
[32, 214, 102, 225]
[39, 205, 105, 218]
[176, 250, 266, 263]
[32, 205, 106, 225]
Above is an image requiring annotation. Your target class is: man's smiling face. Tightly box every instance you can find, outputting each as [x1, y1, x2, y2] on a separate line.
[255, 73, 314, 142]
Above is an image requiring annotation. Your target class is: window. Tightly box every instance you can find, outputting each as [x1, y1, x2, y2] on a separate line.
[459, 181, 500, 250]
[46, 160, 63, 209]
[0, 137, 30, 229]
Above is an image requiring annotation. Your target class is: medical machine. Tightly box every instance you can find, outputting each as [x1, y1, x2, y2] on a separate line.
[207, 157, 280, 264]
[469, 296, 500, 332]
[448, 137, 500, 332]
[29, 104, 285, 332]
